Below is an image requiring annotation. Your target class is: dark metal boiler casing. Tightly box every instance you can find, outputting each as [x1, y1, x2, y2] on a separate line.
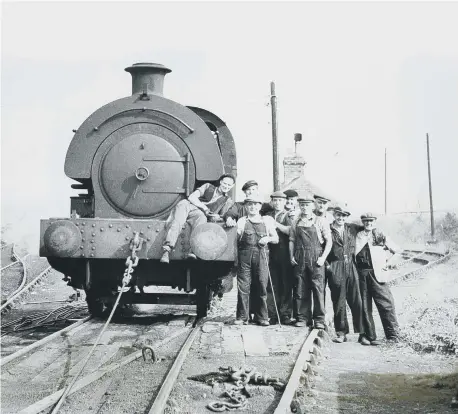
[39, 63, 238, 316]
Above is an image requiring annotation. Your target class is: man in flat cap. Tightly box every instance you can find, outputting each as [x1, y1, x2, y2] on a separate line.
[265, 191, 295, 324]
[313, 194, 331, 219]
[235, 195, 279, 326]
[284, 189, 300, 221]
[160, 174, 235, 263]
[289, 195, 332, 329]
[354, 213, 401, 345]
[326, 207, 364, 343]
[224, 180, 259, 227]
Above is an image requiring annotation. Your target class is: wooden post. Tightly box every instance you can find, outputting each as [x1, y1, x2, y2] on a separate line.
[426, 133, 435, 241]
[384, 148, 387, 214]
[270, 82, 280, 191]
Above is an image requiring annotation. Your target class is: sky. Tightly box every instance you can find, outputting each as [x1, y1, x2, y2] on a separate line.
[1, 1, 458, 252]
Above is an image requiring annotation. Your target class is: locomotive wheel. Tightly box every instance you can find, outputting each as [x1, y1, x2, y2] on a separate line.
[196, 284, 213, 319]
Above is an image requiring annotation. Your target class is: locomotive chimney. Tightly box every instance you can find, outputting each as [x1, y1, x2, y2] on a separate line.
[124, 62, 172, 96]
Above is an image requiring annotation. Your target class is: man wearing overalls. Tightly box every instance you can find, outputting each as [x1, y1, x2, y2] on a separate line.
[265, 191, 295, 324]
[235, 196, 278, 326]
[327, 206, 364, 343]
[290, 195, 332, 329]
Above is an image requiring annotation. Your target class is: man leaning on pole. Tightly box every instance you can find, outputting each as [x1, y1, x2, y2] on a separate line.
[234, 195, 279, 326]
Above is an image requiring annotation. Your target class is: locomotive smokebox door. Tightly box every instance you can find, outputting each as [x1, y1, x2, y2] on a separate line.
[99, 127, 193, 217]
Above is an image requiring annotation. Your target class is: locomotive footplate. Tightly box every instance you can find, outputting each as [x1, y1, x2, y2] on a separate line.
[40, 218, 236, 262]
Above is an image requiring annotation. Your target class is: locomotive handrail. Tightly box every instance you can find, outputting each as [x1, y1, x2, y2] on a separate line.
[93, 107, 195, 134]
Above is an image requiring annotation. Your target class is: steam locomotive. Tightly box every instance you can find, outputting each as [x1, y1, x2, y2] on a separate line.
[40, 63, 238, 317]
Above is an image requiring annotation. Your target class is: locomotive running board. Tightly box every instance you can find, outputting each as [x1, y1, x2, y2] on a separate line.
[101, 292, 197, 305]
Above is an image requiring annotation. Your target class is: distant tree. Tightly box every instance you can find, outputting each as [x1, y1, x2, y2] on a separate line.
[1, 224, 11, 246]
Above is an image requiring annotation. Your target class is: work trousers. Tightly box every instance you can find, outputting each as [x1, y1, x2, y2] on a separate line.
[358, 269, 400, 341]
[328, 260, 363, 335]
[164, 199, 207, 248]
[293, 264, 325, 325]
[267, 253, 293, 322]
[237, 248, 269, 323]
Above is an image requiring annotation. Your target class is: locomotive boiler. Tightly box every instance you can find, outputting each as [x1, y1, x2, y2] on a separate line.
[39, 63, 237, 317]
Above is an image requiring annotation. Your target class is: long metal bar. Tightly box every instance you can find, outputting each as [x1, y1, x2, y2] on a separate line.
[1, 317, 91, 367]
[274, 329, 321, 413]
[270, 82, 280, 191]
[426, 133, 435, 239]
[18, 327, 190, 414]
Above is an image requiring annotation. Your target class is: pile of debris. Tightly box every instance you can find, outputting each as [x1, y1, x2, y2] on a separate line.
[400, 295, 458, 354]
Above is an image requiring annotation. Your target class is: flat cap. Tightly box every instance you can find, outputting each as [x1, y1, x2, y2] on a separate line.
[314, 194, 331, 203]
[283, 189, 299, 198]
[333, 206, 351, 216]
[244, 195, 263, 204]
[270, 191, 286, 199]
[297, 195, 315, 204]
[241, 180, 258, 192]
[360, 212, 377, 221]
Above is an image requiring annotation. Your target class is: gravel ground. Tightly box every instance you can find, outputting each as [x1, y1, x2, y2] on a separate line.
[299, 250, 458, 414]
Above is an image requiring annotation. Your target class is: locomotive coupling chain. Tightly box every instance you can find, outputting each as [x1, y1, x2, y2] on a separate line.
[207, 366, 285, 411]
[122, 232, 144, 286]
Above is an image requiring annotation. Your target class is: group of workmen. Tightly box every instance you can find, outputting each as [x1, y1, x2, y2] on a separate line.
[160, 174, 401, 345]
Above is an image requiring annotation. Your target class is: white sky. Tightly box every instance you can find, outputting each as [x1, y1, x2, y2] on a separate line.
[1, 1, 458, 251]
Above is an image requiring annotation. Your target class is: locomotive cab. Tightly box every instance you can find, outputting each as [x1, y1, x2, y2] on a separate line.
[40, 63, 237, 317]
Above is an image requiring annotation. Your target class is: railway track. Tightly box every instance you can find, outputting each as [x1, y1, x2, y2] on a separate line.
[1, 247, 450, 413]
[1, 257, 52, 313]
[1, 243, 18, 271]
[3, 313, 324, 414]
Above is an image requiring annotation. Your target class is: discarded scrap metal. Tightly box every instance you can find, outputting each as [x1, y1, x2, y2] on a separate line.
[189, 366, 285, 412]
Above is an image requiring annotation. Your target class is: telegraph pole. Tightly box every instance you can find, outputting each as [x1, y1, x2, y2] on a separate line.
[270, 81, 280, 191]
[384, 148, 387, 214]
[426, 133, 435, 241]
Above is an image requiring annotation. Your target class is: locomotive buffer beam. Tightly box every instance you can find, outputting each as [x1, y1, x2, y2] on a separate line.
[100, 292, 196, 305]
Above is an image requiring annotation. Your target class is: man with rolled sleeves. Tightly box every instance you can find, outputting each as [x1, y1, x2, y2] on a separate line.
[265, 191, 295, 324]
[327, 206, 364, 343]
[160, 174, 235, 263]
[354, 213, 401, 345]
[234, 195, 279, 326]
[290, 195, 333, 328]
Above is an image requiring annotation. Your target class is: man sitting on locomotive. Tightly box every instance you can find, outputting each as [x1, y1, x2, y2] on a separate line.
[160, 173, 236, 264]
[234, 195, 279, 326]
